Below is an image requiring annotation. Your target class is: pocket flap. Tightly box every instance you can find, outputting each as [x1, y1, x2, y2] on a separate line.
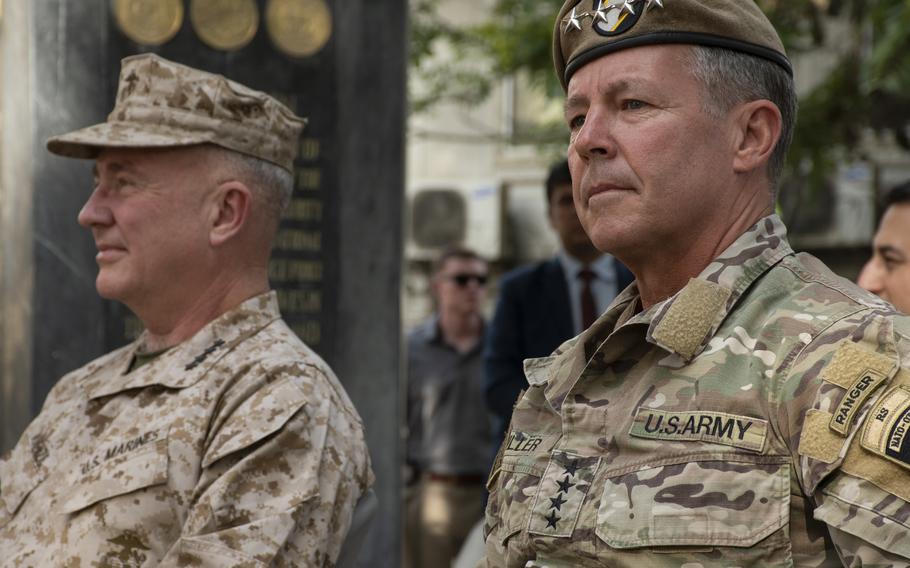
[596, 457, 790, 548]
[0, 440, 47, 521]
[203, 377, 309, 468]
[63, 437, 168, 514]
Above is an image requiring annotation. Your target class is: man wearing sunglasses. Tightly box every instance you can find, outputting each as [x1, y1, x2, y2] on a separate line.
[405, 247, 493, 568]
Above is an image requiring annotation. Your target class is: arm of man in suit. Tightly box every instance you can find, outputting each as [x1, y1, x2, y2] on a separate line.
[484, 276, 526, 443]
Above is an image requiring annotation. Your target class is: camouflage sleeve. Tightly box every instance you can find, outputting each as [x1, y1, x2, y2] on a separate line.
[157, 363, 372, 567]
[780, 312, 910, 562]
[816, 476, 910, 566]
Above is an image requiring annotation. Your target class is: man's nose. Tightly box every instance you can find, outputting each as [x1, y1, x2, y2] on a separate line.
[571, 111, 617, 161]
[77, 188, 114, 228]
[857, 258, 884, 294]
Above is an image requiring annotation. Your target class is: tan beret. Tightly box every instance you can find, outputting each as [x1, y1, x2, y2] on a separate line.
[553, 0, 791, 91]
[47, 54, 306, 173]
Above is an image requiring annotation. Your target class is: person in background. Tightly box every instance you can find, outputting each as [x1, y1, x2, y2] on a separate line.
[405, 247, 493, 568]
[858, 180, 910, 312]
[484, 159, 633, 450]
[0, 54, 373, 567]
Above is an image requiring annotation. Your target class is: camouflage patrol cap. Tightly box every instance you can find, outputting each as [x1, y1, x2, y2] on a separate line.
[47, 54, 306, 172]
[553, 0, 791, 91]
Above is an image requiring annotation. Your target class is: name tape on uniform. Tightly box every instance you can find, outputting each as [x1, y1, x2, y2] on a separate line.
[504, 430, 559, 455]
[629, 408, 767, 452]
[862, 386, 910, 470]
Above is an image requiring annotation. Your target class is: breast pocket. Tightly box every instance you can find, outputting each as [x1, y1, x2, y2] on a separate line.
[596, 456, 791, 555]
[63, 436, 169, 517]
[0, 439, 47, 528]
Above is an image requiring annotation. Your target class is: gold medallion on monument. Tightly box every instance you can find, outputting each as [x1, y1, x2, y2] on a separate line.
[190, 0, 260, 51]
[112, 0, 184, 46]
[266, 0, 332, 58]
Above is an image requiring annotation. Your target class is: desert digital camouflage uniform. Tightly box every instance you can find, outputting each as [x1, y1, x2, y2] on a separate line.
[482, 215, 910, 566]
[0, 292, 373, 567]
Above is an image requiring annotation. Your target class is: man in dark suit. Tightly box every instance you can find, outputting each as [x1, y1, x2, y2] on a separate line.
[484, 160, 634, 447]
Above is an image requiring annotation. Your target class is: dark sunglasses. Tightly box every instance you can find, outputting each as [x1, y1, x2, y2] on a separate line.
[448, 273, 488, 287]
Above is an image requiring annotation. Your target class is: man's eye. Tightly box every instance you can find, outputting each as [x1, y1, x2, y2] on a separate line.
[622, 99, 647, 110]
[568, 115, 585, 130]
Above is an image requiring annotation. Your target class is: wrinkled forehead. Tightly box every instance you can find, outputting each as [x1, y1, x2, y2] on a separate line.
[92, 145, 216, 182]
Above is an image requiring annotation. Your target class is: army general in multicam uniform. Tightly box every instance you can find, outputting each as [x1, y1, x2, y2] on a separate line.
[481, 0, 910, 566]
[0, 54, 374, 567]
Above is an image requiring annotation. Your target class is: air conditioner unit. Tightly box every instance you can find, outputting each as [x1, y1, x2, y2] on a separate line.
[407, 183, 502, 260]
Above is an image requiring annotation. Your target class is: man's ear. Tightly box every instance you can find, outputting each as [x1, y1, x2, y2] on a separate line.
[208, 181, 252, 247]
[732, 100, 782, 175]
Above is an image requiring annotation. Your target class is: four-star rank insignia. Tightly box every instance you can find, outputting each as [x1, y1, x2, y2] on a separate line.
[528, 450, 601, 537]
[563, 0, 665, 37]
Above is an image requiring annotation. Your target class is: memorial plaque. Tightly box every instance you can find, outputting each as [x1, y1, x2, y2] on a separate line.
[190, 0, 260, 51]
[112, 0, 184, 46]
[266, 0, 333, 58]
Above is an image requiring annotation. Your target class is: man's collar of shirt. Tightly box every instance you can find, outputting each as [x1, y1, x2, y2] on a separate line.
[557, 249, 615, 282]
[413, 314, 486, 355]
[85, 291, 282, 399]
[542, 215, 794, 409]
[624, 214, 792, 359]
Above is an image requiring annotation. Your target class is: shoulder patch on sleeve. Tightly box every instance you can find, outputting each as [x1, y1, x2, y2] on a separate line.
[858, 385, 910, 470]
[798, 409, 844, 464]
[821, 341, 896, 436]
[821, 341, 896, 389]
[839, 390, 910, 503]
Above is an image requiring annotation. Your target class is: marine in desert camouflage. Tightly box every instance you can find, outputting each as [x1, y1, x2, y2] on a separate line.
[0, 54, 373, 567]
[481, 0, 910, 565]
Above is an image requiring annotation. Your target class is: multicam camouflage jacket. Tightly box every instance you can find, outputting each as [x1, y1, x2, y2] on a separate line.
[0, 292, 373, 567]
[481, 215, 910, 567]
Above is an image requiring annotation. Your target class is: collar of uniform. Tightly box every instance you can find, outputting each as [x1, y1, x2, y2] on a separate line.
[642, 214, 793, 362]
[85, 291, 282, 400]
[540, 215, 793, 410]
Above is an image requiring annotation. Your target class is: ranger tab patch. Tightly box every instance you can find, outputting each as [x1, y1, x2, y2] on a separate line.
[861, 386, 910, 470]
[829, 368, 888, 436]
[629, 408, 768, 452]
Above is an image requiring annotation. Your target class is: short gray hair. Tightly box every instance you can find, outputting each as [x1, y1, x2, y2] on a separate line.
[686, 46, 797, 192]
[209, 146, 294, 224]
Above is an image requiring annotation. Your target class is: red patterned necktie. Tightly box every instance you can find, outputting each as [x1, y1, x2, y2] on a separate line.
[577, 268, 597, 330]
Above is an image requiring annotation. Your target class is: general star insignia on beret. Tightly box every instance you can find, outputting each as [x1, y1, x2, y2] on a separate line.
[564, 7, 585, 31]
[593, 0, 609, 22]
[564, 0, 664, 34]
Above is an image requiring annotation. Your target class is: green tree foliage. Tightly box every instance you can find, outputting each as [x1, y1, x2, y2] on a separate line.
[410, 0, 910, 193]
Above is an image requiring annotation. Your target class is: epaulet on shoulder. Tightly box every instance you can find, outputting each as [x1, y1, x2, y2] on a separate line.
[783, 253, 892, 311]
[889, 312, 910, 343]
